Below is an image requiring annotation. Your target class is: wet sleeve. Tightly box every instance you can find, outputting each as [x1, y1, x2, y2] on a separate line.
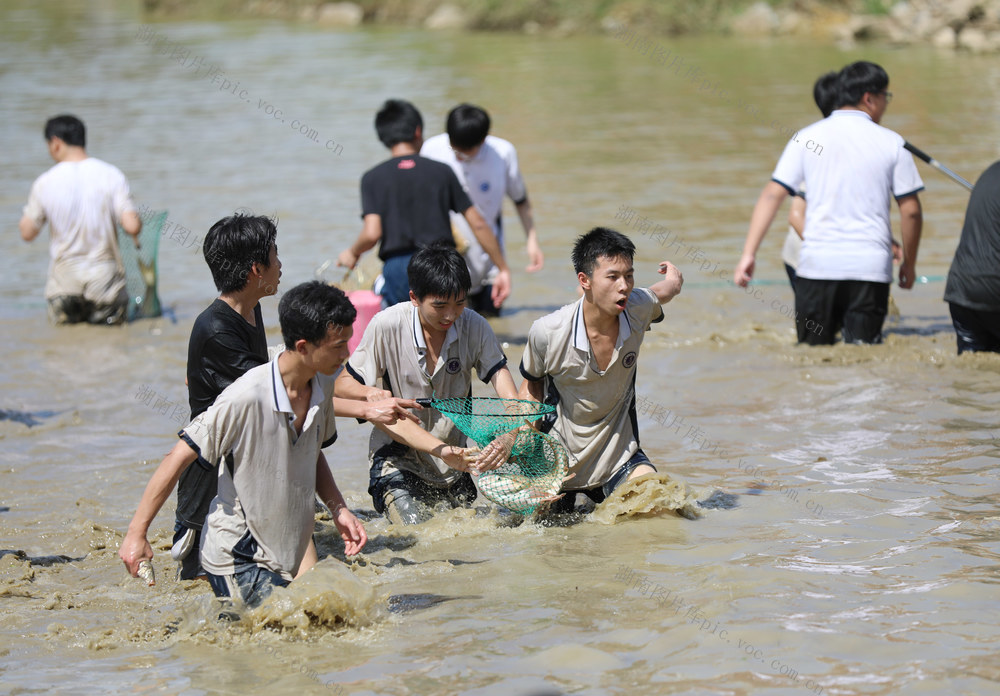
[112, 169, 138, 220]
[519, 320, 547, 382]
[631, 288, 664, 328]
[471, 312, 508, 383]
[360, 169, 379, 218]
[22, 179, 47, 227]
[345, 313, 384, 386]
[447, 168, 474, 213]
[892, 144, 925, 200]
[320, 374, 339, 449]
[770, 138, 804, 195]
[180, 391, 240, 467]
[504, 143, 527, 205]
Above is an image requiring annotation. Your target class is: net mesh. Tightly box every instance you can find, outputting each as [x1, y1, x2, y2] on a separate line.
[117, 210, 166, 321]
[428, 397, 567, 515]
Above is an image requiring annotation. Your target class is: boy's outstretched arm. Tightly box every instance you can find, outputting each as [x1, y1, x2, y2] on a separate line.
[338, 214, 382, 270]
[463, 205, 511, 308]
[735, 180, 789, 287]
[315, 452, 367, 557]
[373, 418, 482, 473]
[514, 198, 544, 272]
[649, 260, 684, 304]
[119, 439, 199, 576]
[332, 396, 422, 425]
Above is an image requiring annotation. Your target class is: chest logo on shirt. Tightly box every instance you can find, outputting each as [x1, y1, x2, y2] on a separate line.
[479, 181, 490, 192]
[446, 358, 462, 374]
[622, 351, 637, 369]
[398, 159, 416, 170]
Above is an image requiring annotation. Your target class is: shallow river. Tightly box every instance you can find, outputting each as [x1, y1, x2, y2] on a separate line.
[2, 2, 999, 694]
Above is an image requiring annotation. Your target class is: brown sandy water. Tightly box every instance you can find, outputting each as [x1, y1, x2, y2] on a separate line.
[2, 1, 1000, 694]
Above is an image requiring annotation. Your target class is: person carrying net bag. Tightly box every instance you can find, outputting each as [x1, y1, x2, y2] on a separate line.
[334, 243, 560, 524]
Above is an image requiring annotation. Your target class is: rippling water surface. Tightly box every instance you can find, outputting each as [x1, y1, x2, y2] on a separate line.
[2, 2, 999, 694]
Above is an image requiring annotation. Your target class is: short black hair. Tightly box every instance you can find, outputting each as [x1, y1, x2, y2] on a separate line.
[375, 99, 423, 148]
[572, 227, 635, 276]
[838, 61, 889, 107]
[202, 213, 277, 294]
[407, 242, 471, 301]
[446, 104, 491, 150]
[279, 281, 357, 350]
[813, 71, 840, 118]
[44, 114, 86, 148]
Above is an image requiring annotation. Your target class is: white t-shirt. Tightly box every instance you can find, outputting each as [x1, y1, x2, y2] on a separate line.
[771, 110, 923, 283]
[23, 157, 136, 268]
[421, 134, 527, 289]
[182, 358, 338, 581]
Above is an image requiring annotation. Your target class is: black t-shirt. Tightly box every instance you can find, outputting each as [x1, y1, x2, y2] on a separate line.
[360, 155, 473, 260]
[944, 160, 1000, 312]
[177, 299, 268, 529]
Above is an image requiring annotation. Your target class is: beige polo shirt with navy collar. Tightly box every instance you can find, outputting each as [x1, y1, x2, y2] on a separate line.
[520, 288, 664, 489]
[346, 302, 507, 486]
[181, 356, 338, 581]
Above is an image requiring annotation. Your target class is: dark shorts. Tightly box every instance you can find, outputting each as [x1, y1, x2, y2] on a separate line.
[47, 295, 126, 325]
[468, 286, 501, 318]
[369, 447, 477, 524]
[205, 565, 289, 609]
[793, 277, 889, 345]
[172, 520, 204, 581]
[547, 449, 655, 515]
[949, 302, 1000, 355]
[784, 263, 798, 295]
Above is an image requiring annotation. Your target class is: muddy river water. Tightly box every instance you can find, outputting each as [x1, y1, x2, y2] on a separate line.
[2, 2, 999, 694]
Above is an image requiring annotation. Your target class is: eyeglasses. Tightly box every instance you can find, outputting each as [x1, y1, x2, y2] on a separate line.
[880, 90, 893, 104]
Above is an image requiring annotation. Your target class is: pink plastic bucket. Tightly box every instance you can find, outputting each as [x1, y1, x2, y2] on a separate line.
[347, 289, 381, 353]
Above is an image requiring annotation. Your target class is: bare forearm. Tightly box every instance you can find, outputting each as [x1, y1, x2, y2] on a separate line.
[515, 199, 536, 238]
[121, 210, 142, 238]
[375, 418, 446, 455]
[519, 377, 544, 402]
[465, 207, 508, 272]
[19, 215, 40, 242]
[743, 181, 789, 257]
[898, 196, 922, 266]
[315, 453, 346, 511]
[126, 441, 197, 536]
[334, 369, 372, 401]
[489, 366, 518, 400]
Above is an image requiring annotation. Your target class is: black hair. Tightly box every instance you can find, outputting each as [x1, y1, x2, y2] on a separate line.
[813, 71, 840, 117]
[446, 104, 491, 150]
[279, 281, 357, 349]
[202, 213, 277, 294]
[572, 227, 636, 276]
[374, 99, 423, 148]
[838, 61, 889, 107]
[44, 114, 86, 148]
[407, 242, 471, 300]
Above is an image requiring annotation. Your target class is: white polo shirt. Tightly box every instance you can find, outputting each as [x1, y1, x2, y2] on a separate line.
[520, 289, 664, 490]
[771, 110, 923, 283]
[181, 357, 338, 581]
[346, 302, 508, 485]
[421, 133, 528, 288]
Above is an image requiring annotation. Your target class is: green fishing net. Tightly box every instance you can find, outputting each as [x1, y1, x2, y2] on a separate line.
[117, 210, 166, 321]
[420, 397, 568, 515]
